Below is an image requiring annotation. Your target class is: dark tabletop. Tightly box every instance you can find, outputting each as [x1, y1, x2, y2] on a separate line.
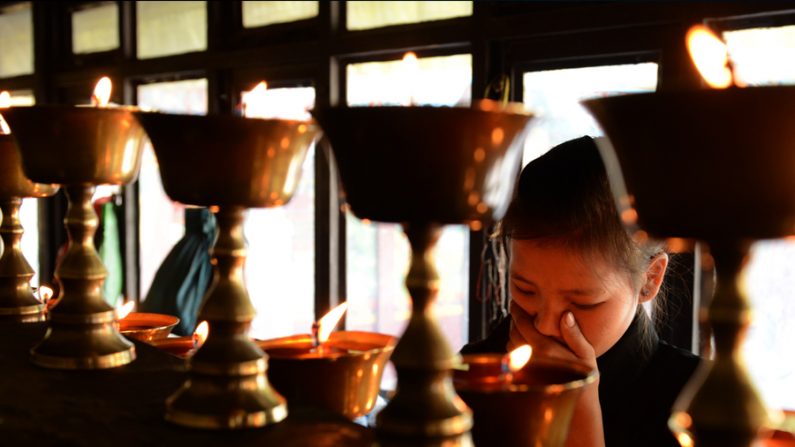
[0, 322, 374, 447]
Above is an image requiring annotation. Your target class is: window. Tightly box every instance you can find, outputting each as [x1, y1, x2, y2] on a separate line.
[723, 24, 795, 411]
[345, 54, 472, 362]
[242, 1, 318, 28]
[72, 2, 119, 54]
[136, 79, 208, 300]
[137, 1, 207, 59]
[240, 86, 316, 339]
[522, 62, 659, 165]
[0, 2, 33, 78]
[347, 1, 472, 31]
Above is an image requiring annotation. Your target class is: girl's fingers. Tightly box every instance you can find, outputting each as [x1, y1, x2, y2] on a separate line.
[559, 311, 597, 368]
[510, 303, 577, 361]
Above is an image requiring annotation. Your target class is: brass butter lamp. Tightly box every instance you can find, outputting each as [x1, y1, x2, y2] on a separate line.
[258, 330, 396, 420]
[2, 103, 146, 369]
[313, 102, 532, 445]
[135, 111, 321, 429]
[582, 84, 795, 447]
[0, 133, 58, 322]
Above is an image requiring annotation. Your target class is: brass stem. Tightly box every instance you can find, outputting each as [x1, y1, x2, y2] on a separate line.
[0, 198, 44, 322]
[165, 206, 287, 429]
[672, 240, 768, 447]
[30, 184, 135, 369]
[376, 223, 472, 444]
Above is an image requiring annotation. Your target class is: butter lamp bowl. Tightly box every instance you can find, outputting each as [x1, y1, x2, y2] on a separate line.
[1, 106, 145, 185]
[311, 102, 532, 224]
[0, 135, 59, 198]
[582, 86, 795, 241]
[118, 312, 180, 342]
[454, 354, 597, 447]
[134, 112, 320, 208]
[257, 331, 396, 420]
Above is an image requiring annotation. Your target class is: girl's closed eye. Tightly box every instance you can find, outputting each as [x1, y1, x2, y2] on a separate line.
[571, 301, 605, 311]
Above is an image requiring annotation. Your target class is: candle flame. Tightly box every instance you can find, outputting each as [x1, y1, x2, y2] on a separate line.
[91, 76, 112, 107]
[402, 52, 419, 106]
[242, 81, 269, 118]
[507, 344, 533, 372]
[0, 91, 10, 134]
[676, 432, 694, 447]
[686, 25, 733, 89]
[37, 285, 54, 303]
[193, 321, 209, 347]
[317, 302, 349, 344]
[116, 301, 135, 320]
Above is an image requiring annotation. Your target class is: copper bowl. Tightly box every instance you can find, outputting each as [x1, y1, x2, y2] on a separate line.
[582, 86, 795, 240]
[134, 112, 321, 208]
[148, 336, 196, 358]
[1, 106, 146, 185]
[257, 331, 396, 420]
[0, 135, 59, 199]
[312, 102, 532, 224]
[454, 354, 597, 447]
[118, 312, 179, 342]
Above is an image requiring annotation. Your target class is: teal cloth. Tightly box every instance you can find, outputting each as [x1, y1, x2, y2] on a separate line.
[99, 201, 123, 307]
[141, 208, 216, 336]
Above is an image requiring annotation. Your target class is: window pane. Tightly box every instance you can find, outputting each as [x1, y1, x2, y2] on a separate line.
[136, 79, 208, 300]
[0, 3, 33, 78]
[242, 1, 318, 28]
[72, 2, 119, 54]
[522, 63, 658, 165]
[345, 54, 472, 373]
[724, 25, 795, 86]
[6, 89, 34, 106]
[241, 86, 316, 340]
[137, 1, 206, 59]
[19, 199, 39, 287]
[347, 1, 472, 31]
[723, 24, 795, 411]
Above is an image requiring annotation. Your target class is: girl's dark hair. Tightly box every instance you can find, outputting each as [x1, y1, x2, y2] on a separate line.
[499, 136, 665, 347]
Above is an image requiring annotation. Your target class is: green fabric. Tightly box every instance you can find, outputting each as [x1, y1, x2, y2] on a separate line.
[99, 201, 123, 307]
[140, 208, 215, 336]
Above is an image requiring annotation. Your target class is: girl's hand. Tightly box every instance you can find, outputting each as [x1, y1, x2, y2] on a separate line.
[508, 302, 604, 447]
[508, 301, 597, 371]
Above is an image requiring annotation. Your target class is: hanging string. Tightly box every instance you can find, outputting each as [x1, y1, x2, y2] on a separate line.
[476, 74, 513, 333]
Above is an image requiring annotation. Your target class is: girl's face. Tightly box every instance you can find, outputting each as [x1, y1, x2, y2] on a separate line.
[509, 239, 640, 357]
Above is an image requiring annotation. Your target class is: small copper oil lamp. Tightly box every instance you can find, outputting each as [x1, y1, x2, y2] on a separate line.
[0, 95, 59, 322]
[148, 321, 209, 358]
[116, 302, 180, 342]
[1, 78, 146, 369]
[256, 302, 396, 420]
[453, 346, 597, 447]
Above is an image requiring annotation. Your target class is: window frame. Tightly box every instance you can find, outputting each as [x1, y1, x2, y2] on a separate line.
[1, 1, 793, 345]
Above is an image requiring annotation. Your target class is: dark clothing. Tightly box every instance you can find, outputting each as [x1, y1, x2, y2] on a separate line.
[460, 311, 701, 447]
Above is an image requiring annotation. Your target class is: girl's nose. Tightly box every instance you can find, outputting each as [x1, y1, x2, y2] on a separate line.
[533, 307, 562, 339]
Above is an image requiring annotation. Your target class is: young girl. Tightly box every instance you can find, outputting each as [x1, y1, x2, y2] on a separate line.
[462, 136, 700, 447]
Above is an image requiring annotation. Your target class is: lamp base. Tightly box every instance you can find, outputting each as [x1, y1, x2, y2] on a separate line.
[166, 342, 287, 429]
[0, 303, 45, 323]
[30, 310, 135, 369]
